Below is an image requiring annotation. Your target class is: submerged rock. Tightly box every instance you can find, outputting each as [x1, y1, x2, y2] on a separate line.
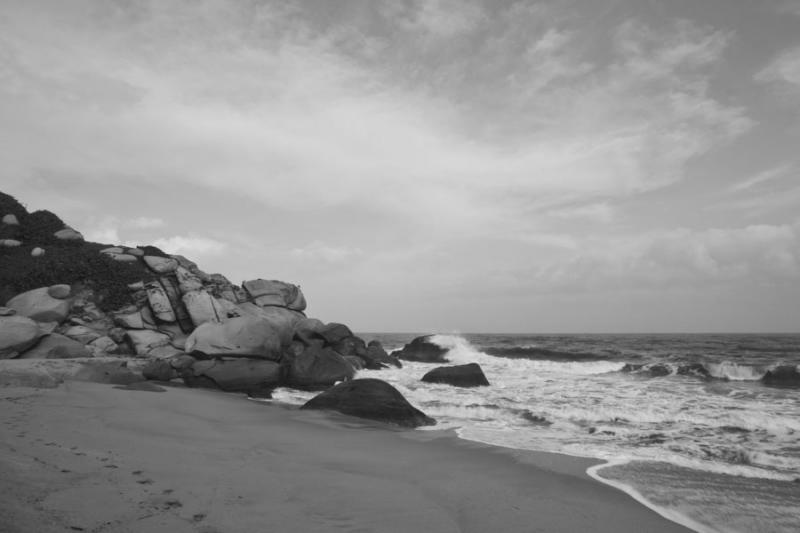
[301, 378, 436, 428]
[762, 366, 800, 388]
[421, 363, 490, 387]
[393, 335, 448, 363]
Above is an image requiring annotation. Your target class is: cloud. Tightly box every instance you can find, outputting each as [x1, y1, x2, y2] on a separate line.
[152, 235, 227, 257]
[516, 222, 800, 293]
[547, 202, 615, 223]
[729, 163, 792, 192]
[291, 242, 364, 264]
[126, 216, 165, 229]
[756, 46, 800, 87]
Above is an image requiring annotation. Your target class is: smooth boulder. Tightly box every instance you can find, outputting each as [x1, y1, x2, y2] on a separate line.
[286, 345, 355, 389]
[301, 378, 436, 428]
[183, 358, 281, 394]
[184, 315, 282, 360]
[393, 335, 449, 363]
[421, 363, 490, 387]
[18, 333, 90, 359]
[5, 287, 71, 323]
[0, 315, 45, 358]
[242, 279, 307, 311]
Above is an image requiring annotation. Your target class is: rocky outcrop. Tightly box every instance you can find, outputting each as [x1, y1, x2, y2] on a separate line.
[286, 345, 355, 389]
[0, 315, 46, 358]
[301, 379, 436, 428]
[762, 365, 800, 387]
[421, 363, 489, 387]
[6, 286, 71, 323]
[126, 329, 172, 356]
[184, 316, 282, 359]
[392, 335, 448, 363]
[183, 358, 281, 394]
[364, 341, 402, 369]
[242, 279, 306, 311]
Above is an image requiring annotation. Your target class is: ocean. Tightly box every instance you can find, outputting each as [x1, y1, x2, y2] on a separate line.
[272, 333, 800, 533]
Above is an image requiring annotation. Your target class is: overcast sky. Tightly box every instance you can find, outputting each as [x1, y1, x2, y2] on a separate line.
[2, 0, 799, 333]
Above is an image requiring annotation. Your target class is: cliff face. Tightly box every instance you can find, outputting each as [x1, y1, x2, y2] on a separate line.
[0, 190, 401, 394]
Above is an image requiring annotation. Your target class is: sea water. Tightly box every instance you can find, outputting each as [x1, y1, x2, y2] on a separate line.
[272, 333, 800, 533]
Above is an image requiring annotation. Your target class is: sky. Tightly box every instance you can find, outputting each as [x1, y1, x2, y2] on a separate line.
[1, 0, 799, 333]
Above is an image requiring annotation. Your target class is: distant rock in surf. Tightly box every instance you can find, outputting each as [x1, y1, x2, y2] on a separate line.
[301, 378, 436, 428]
[421, 363, 490, 387]
[762, 366, 800, 388]
[392, 335, 449, 363]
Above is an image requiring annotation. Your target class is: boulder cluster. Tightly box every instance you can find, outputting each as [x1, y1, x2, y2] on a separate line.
[1, 190, 493, 428]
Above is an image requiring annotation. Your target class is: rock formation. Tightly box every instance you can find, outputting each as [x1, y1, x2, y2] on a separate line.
[421, 363, 490, 387]
[392, 335, 449, 363]
[301, 378, 436, 428]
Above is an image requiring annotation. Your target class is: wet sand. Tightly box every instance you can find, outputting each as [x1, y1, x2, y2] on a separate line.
[0, 381, 691, 533]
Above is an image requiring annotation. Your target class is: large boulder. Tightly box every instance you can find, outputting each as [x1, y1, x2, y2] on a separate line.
[292, 317, 326, 344]
[5, 286, 71, 323]
[242, 279, 306, 311]
[421, 363, 490, 387]
[183, 358, 281, 394]
[301, 379, 436, 428]
[393, 335, 449, 363]
[126, 329, 172, 356]
[182, 289, 223, 327]
[143, 255, 179, 274]
[237, 303, 304, 346]
[319, 322, 353, 345]
[18, 333, 90, 359]
[286, 345, 355, 389]
[364, 341, 402, 369]
[184, 315, 282, 360]
[762, 365, 800, 388]
[145, 281, 176, 322]
[0, 315, 46, 358]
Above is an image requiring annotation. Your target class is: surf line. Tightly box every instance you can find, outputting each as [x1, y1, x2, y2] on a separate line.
[586, 459, 720, 533]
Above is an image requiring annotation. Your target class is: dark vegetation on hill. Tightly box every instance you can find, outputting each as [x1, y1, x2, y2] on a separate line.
[0, 191, 155, 310]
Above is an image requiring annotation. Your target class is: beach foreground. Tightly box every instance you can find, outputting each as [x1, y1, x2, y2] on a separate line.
[0, 382, 690, 533]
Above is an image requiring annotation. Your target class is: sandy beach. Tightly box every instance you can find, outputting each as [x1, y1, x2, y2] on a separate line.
[0, 382, 690, 533]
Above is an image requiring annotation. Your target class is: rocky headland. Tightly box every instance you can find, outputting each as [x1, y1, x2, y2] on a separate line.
[0, 190, 445, 426]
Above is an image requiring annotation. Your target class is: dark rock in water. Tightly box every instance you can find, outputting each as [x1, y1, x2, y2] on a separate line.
[332, 335, 367, 358]
[183, 358, 281, 395]
[646, 364, 671, 377]
[762, 365, 800, 387]
[393, 335, 448, 363]
[676, 363, 712, 380]
[364, 341, 402, 369]
[620, 363, 643, 373]
[286, 345, 355, 389]
[521, 411, 552, 426]
[301, 378, 436, 428]
[421, 363, 489, 387]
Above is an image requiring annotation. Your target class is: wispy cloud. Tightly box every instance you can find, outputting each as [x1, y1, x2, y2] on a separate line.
[729, 163, 793, 192]
[756, 46, 800, 87]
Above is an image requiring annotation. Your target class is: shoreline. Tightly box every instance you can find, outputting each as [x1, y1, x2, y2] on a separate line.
[0, 381, 692, 533]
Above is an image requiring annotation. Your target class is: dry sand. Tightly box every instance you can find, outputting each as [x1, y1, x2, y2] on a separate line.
[0, 381, 691, 533]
